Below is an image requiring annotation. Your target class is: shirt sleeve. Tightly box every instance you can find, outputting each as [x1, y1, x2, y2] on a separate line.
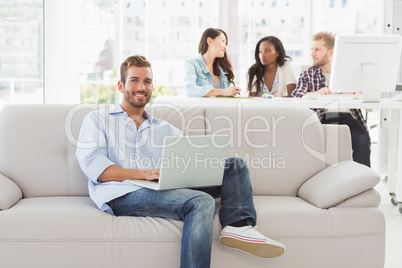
[75, 112, 115, 183]
[292, 71, 310, 98]
[184, 60, 214, 97]
[283, 62, 297, 85]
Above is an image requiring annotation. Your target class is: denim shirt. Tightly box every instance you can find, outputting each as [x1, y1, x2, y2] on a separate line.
[184, 53, 230, 97]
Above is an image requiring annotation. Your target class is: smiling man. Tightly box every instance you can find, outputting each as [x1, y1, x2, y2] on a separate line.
[76, 55, 286, 268]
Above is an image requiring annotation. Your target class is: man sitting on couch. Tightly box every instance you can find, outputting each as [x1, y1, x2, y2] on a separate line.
[75, 55, 285, 268]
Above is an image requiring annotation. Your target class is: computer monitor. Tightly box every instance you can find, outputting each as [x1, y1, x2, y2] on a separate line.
[330, 34, 402, 102]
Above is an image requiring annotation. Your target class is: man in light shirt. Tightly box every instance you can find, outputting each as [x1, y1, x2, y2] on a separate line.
[76, 55, 285, 268]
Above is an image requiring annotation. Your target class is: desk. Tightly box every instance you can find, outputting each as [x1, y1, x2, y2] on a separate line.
[154, 95, 402, 210]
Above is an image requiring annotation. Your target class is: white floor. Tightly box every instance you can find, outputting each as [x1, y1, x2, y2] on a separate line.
[369, 113, 402, 268]
[376, 178, 402, 268]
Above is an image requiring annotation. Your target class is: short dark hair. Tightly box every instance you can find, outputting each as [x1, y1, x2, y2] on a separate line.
[120, 55, 152, 84]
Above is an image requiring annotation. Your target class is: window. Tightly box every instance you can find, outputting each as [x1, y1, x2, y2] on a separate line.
[236, 0, 384, 88]
[0, 0, 43, 105]
[79, 0, 219, 103]
[313, 0, 383, 35]
[236, 0, 310, 87]
[0, 0, 386, 105]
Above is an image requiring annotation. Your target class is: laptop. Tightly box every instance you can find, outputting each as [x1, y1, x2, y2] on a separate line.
[127, 135, 229, 190]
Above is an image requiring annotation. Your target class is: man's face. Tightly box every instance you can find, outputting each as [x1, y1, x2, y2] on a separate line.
[119, 66, 153, 108]
[311, 40, 332, 67]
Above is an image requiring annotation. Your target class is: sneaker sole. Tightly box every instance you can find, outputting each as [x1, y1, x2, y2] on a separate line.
[220, 236, 285, 258]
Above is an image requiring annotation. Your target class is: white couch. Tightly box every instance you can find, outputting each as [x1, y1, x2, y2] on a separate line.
[0, 103, 384, 268]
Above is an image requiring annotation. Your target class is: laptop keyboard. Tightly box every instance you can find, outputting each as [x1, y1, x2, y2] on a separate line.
[302, 94, 363, 100]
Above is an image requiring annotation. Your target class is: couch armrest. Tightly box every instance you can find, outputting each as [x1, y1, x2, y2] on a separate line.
[297, 160, 380, 209]
[0, 173, 22, 210]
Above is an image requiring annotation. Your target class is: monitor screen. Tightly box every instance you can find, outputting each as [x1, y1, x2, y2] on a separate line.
[329, 34, 402, 102]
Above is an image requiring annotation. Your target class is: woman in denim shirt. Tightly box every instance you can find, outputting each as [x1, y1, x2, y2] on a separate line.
[184, 28, 241, 97]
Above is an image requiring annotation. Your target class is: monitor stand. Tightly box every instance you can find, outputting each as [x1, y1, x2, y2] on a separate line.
[362, 63, 381, 103]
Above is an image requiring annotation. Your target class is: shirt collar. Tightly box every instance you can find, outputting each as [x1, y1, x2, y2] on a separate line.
[107, 104, 124, 115]
[196, 53, 228, 76]
[312, 65, 322, 75]
[107, 104, 157, 124]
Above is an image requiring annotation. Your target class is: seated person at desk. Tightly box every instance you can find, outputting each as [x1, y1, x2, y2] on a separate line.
[247, 36, 296, 97]
[184, 28, 241, 97]
[292, 31, 371, 167]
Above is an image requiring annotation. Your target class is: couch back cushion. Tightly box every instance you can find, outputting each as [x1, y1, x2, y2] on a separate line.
[204, 105, 326, 196]
[0, 104, 90, 198]
[0, 104, 207, 198]
[145, 104, 206, 136]
[0, 103, 324, 198]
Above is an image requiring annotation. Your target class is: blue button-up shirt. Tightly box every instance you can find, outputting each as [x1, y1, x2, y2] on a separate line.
[76, 104, 181, 214]
[184, 53, 230, 97]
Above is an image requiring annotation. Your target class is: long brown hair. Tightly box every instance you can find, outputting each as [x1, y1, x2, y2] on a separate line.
[198, 28, 234, 81]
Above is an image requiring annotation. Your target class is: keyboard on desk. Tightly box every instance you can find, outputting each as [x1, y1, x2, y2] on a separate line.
[302, 94, 363, 100]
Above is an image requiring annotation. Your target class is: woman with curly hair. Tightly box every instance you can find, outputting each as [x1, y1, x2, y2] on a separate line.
[247, 36, 296, 97]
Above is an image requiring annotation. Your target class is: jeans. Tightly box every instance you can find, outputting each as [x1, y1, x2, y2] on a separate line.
[321, 112, 371, 167]
[107, 157, 256, 268]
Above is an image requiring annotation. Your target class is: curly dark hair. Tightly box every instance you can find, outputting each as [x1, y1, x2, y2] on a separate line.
[247, 36, 291, 94]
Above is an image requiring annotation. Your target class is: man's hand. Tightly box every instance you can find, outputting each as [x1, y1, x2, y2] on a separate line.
[343, 92, 362, 95]
[145, 168, 160, 181]
[306, 87, 332, 95]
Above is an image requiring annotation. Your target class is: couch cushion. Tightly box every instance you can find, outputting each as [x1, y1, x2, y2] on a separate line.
[0, 195, 385, 268]
[1, 195, 381, 242]
[321, 124, 353, 164]
[298, 160, 380, 208]
[145, 104, 206, 135]
[0, 196, 220, 242]
[205, 105, 326, 196]
[252, 196, 385, 268]
[0, 105, 89, 198]
[0, 197, 113, 240]
[335, 189, 381, 208]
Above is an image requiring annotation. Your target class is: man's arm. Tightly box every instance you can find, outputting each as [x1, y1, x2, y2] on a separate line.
[292, 69, 332, 96]
[76, 112, 162, 183]
[292, 72, 310, 97]
[98, 165, 159, 182]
